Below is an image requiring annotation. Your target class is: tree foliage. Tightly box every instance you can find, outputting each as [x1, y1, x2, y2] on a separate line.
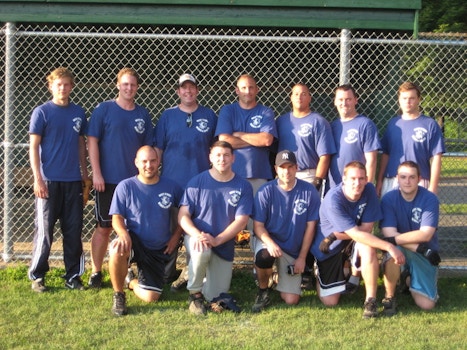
[420, 0, 467, 33]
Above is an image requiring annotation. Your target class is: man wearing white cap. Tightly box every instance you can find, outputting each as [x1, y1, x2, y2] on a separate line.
[154, 73, 217, 289]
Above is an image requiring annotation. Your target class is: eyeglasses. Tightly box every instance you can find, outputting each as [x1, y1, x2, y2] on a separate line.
[186, 113, 192, 128]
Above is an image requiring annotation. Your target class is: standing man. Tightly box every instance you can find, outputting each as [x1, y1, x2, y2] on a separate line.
[87, 68, 154, 288]
[108, 146, 183, 316]
[276, 83, 335, 194]
[178, 141, 253, 315]
[251, 150, 320, 312]
[28, 67, 88, 292]
[376, 82, 445, 197]
[154, 73, 217, 290]
[311, 161, 405, 319]
[215, 74, 276, 195]
[328, 84, 380, 188]
[380, 161, 441, 315]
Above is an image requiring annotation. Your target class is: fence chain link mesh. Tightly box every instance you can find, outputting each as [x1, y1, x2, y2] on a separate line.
[1, 24, 465, 271]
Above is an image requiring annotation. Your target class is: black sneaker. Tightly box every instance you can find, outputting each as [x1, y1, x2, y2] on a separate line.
[342, 282, 359, 295]
[189, 293, 207, 315]
[252, 289, 271, 313]
[88, 271, 103, 288]
[112, 292, 128, 316]
[65, 277, 85, 290]
[32, 278, 47, 293]
[171, 270, 188, 293]
[125, 268, 136, 290]
[362, 297, 378, 319]
[382, 297, 397, 316]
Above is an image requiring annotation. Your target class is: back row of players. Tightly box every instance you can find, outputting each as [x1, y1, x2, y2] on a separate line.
[28, 67, 444, 317]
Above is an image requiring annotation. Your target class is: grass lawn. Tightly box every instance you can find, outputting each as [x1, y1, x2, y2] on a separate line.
[1, 265, 466, 349]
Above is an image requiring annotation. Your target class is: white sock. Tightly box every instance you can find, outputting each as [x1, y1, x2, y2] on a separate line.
[349, 275, 360, 285]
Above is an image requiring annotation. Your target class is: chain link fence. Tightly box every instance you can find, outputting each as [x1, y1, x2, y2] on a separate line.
[1, 24, 465, 271]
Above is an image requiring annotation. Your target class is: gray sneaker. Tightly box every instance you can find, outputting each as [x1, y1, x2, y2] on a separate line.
[189, 293, 207, 315]
[252, 289, 271, 313]
[382, 297, 397, 316]
[112, 292, 128, 316]
[362, 297, 378, 319]
[32, 278, 47, 293]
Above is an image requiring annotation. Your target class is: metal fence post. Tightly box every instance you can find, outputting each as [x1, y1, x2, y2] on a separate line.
[339, 28, 351, 85]
[3, 22, 17, 262]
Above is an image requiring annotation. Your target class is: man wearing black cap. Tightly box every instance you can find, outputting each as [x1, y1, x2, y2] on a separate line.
[251, 150, 320, 312]
[154, 73, 218, 289]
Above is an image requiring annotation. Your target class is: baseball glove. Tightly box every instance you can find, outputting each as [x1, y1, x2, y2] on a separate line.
[82, 179, 93, 206]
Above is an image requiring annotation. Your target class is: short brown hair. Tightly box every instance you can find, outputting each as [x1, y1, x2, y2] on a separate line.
[398, 82, 421, 98]
[335, 84, 357, 98]
[47, 67, 75, 86]
[117, 67, 140, 85]
[210, 140, 234, 154]
[343, 161, 366, 176]
[398, 161, 420, 177]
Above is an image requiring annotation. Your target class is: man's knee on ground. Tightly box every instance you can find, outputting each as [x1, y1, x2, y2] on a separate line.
[281, 292, 300, 305]
[413, 293, 436, 310]
[255, 248, 275, 269]
[319, 294, 340, 307]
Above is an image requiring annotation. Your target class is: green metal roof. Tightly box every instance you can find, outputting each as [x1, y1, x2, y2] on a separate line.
[0, 0, 421, 32]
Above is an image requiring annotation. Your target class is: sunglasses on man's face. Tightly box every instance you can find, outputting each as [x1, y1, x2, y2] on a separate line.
[186, 113, 192, 128]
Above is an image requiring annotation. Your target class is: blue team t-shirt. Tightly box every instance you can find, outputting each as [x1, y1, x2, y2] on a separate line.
[87, 100, 154, 184]
[380, 186, 439, 251]
[154, 105, 217, 188]
[276, 112, 336, 171]
[328, 115, 381, 187]
[311, 182, 382, 261]
[109, 176, 182, 250]
[381, 115, 445, 180]
[29, 100, 87, 182]
[181, 170, 254, 261]
[253, 179, 320, 258]
[215, 102, 277, 179]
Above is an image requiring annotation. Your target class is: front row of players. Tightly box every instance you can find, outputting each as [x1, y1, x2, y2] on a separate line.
[108, 143, 440, 318]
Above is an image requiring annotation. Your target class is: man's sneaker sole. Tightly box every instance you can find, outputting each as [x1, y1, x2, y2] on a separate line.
[170, 278, 188, 293]
[125, 268, 136, 290]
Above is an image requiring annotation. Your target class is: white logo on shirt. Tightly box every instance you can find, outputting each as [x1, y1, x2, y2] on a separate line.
[250, 115, 263, 129]
[344, 128, 359, 144]
[412, 127, 427, 143]
[228, 190, 241, 207]
[134, 118, 146, 134]
[73, 117, 82, 133]
[158, 193, 173, 209]
[298, 123, 313, 137]
[195, 118, 209, 133]
[294, 199, 307, 215]
[412, 207, 422, 224]
[356, 203, 367, 223]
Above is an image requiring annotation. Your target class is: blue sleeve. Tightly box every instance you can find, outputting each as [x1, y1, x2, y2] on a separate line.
[87, 103, 106, 139]
[215, 105, 234, 136]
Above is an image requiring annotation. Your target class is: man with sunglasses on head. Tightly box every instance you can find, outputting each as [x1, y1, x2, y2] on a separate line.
[154, 73, 217, 290]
